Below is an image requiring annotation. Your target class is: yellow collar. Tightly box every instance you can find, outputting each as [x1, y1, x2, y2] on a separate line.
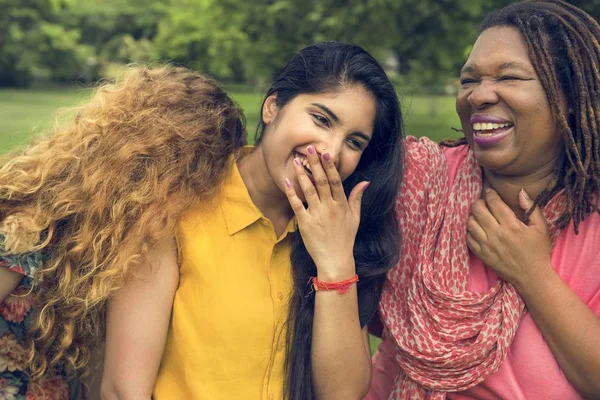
[220, 147, 296, 237]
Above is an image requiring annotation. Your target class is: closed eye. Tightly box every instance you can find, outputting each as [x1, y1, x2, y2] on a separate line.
[311, 113, 330, 128]
[497, 75, 525, 82]
[460, 78, 479, 86]
[347, 137, 366, 151]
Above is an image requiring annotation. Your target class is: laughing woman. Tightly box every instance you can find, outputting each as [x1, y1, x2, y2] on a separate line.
[368, 1, 600, 399]
[0, 42, 403, 400]
[100, 42, 404, 400]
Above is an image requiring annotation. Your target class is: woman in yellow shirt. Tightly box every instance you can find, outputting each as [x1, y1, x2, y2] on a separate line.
[100, 42, 404, 400]
[0, 42, 403, 399]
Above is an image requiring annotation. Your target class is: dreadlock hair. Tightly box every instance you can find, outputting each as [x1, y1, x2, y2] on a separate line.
[0, 65, 246, 381]
[443, 0, 600, 233]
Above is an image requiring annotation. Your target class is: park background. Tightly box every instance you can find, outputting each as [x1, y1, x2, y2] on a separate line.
[1, 0, 598, 353]
[2, 0, 599, 148]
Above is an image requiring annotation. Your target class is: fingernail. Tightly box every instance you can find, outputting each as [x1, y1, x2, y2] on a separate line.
[323, 152, 331, 162]
[294, 158, 302, 166]
[521, 188, 530, 200]
[485, 188, 491, 194]
[363, 182, 371, 191]
[285, 178, 292, 188]
[307, 145, 316, 155]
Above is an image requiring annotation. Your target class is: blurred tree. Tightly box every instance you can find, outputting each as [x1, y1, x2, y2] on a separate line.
[154, 0, 401, 85]
[0, 0, 94, 87]
[154, 0, 317, 83]
[570, 0, 600, 21]
[152, 0, 496, 89]
[60, 0, 164, 77]
[3, 0, 598, 88]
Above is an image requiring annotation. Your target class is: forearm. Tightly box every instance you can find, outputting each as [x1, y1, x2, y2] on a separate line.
[101, 238, 178, 400]
[311, 264, 371, 400]
[0, 268, 23, 303]
[100, 383, 151, 400]
[517, 265, 600, 398]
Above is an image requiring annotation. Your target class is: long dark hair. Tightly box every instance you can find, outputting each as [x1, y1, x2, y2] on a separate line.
[446, 0, 600, 233]
[256, 41, 404, 399]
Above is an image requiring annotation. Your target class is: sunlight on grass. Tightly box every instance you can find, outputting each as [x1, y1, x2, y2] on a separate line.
[0, 87, 462, 153]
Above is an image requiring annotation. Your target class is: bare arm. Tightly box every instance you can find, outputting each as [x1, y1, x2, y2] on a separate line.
[284, 147, 372, 399]
[0, 267, 23, 303]
[312, 264, 371, 400]
[100, 237, 179, 400]
[517, 266, 600, 399]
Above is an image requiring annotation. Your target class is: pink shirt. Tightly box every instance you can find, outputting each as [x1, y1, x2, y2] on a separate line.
[368, 145, 600, 399]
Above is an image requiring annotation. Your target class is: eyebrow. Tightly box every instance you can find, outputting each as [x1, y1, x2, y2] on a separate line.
[352, 132, 372, 143]
[311, 103, 341, 125]
[461, 61, 533, 74]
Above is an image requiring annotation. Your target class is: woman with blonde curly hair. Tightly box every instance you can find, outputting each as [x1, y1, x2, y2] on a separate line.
[0, 65, 246, 398]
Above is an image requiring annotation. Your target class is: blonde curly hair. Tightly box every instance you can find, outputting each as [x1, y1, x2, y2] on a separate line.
[0, 65, 246, 380]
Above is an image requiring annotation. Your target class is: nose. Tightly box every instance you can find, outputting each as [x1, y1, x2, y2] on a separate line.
[468, 81, 499, 109]
[318, 139, 343, 170]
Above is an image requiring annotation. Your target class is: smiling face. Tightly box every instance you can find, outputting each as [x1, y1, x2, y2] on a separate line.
[259, 85, 376, 199]
[456, 26, 566, 177]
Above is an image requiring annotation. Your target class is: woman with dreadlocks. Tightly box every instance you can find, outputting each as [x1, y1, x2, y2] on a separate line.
[368, 1, 600, 399]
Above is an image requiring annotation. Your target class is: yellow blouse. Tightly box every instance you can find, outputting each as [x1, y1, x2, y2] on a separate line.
[154, 149, 295, 400]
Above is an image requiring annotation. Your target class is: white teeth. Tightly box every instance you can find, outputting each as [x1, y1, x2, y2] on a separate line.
[472, 122, 512, 131]
[293, 151, 312, 172]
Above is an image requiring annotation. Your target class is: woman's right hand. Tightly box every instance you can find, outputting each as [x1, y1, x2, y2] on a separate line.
[466, 188, 553, 292]
[283, 145, 369, 279]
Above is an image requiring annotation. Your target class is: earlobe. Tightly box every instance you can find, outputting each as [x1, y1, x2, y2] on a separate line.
[262, 94, 278, 124]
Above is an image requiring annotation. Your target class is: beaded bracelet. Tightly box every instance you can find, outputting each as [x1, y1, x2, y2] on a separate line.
[308, 274, 359, 294]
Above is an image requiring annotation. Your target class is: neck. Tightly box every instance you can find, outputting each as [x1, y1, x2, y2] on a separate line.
[237, 147, 294, 233]
[482, 162, 557, 219]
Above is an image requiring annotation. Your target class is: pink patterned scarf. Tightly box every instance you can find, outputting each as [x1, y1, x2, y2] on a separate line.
[379, 137, 566, 399]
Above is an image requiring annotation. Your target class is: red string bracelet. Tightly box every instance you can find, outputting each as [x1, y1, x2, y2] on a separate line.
[308, 274, 359, 294]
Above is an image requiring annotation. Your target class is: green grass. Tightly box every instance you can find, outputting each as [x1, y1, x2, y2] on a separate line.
[401, 94, 462, 141]
[0, 87, 461, 153]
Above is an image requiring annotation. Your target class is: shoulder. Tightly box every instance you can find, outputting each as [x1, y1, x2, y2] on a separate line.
[404, 136, 443, 166]
[402, 136, 472, 192]
[404, 136, 469, 174]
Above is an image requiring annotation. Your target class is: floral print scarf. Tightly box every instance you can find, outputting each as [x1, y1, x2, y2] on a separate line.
[379, 137, 565, 399]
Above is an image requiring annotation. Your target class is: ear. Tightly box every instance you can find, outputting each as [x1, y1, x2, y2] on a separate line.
[262, 94, 279, 124]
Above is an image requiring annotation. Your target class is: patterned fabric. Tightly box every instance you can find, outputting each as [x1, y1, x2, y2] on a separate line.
[0, 235, 81, 399]
[379, 137, 566, 399]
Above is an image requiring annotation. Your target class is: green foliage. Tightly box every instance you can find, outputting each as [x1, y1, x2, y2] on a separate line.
[3, 0, 599, 90]
[151, 0, 504, 89]
[0, 0, 97, 87]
